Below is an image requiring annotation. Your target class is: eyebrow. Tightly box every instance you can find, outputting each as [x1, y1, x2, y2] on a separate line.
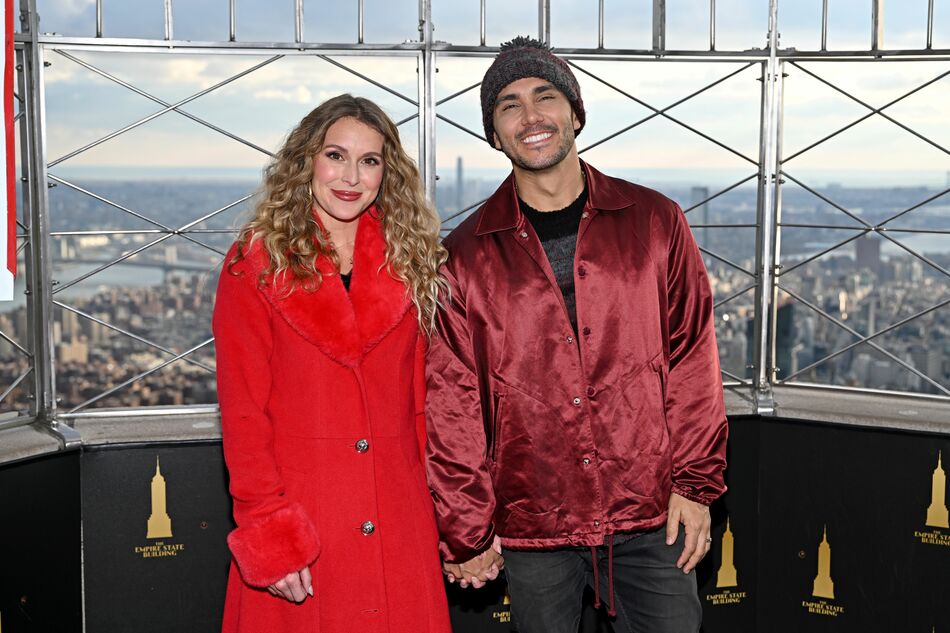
[496, 83, 556, 105]
[323, 144, 383, 160]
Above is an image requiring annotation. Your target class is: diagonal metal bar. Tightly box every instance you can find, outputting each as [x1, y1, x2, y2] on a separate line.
[52, 233, 175, 295]
[781, 172, 872, 228]
[442, 196, 490, 225]
[714, 283, 755, 310]
[48, 174, 228, 256]
[316, 55, 417, 106]
[436, 113, 486, 142]
[16, 239, 29, 255]
[783, 68, 950, 163]
[777, 284, 950, 394]
[54, 300, 215, 373]
[0, 368, 34, 403]
[176, 193, 256, 235]
[877, 187, 949, 229]
[720, 367, 751, 385]
[569, 60, 758, 165]
[437, 81, 482, 106]
[67, 337, 215, 413]
[49, 174, 175, 232]
[396, 113, 419, 126]
[48, 55, 284, 168]
[13, 111, 23, 124]
[699, 247, 754, 277]
[681, 173, 757, 214]
[778, 229, 867, 277]
[16, 218, 28, 231]
[790, 62, 950, 156]
[876, 230, 950, 280]
[0, 328, 31, 357]
[55, 50, 276, 158]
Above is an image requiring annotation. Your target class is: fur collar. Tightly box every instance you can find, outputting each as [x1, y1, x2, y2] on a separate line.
[234, 210, 411, 368]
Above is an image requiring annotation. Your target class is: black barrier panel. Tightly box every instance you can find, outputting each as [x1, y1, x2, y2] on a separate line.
[0, 451, 83, 633]
[757, 420, 950, 632]
[81, 443, 235, 633]
[446, 579, 607, 632]
[699, 414, 759, 632]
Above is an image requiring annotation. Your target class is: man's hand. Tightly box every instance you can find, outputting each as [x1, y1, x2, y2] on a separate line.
[665, 492, 712, 574]
[266, 566, 313, 602]
[443, 535, 504, 588]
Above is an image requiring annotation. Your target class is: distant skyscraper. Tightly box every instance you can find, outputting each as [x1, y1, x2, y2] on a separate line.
[855, 234, 881, 276]
[456, 156, 464, 212]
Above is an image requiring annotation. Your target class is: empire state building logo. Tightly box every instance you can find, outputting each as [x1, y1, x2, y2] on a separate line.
[812, 526, 834, 599]
[146, 456, 173, 539]
[925, 451, 949, 529]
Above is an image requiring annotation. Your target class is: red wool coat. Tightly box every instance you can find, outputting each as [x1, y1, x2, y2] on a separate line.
[213, 211, 450, 633]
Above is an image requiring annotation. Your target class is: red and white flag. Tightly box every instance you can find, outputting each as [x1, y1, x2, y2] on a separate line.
[1, 0, 14, 300]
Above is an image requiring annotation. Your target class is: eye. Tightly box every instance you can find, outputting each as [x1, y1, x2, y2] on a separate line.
[325, 151, 344, 161]
[362, 157, 381, 166]
[539, 94, 555, 101]
[501, 102, 518, 111]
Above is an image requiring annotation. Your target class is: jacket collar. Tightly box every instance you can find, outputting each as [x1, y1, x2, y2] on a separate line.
[474, 160, 635, 236]
[247, 209, 411, 368]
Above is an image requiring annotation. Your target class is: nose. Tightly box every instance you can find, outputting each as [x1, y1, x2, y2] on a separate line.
[522, 102, 543, 126]
[341, 160, 359, 186]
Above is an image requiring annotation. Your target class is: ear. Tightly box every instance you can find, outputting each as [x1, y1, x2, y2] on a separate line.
[572, 110, 581, 132]
[493, 131, 502, 150]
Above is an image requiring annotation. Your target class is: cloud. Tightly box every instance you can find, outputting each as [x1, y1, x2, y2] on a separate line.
[253, 86, 314, 104]
[44, 0, 95, 16]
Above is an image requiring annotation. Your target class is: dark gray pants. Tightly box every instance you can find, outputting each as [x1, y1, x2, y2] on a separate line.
[503, 528, 701, 633]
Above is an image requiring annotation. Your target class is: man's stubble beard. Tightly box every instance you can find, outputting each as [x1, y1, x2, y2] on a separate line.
[499, 125, 577, 172]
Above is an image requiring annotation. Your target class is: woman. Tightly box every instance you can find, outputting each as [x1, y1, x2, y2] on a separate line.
[213, 94, 451, 633]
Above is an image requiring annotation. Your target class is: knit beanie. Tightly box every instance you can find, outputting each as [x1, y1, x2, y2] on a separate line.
[480, 36, 586, 149]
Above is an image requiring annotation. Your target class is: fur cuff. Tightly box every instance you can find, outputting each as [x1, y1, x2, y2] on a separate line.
[227, 503, 321, 587]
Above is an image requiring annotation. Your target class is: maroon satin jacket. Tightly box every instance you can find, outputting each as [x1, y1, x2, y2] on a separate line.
[425, 162, 728, 563]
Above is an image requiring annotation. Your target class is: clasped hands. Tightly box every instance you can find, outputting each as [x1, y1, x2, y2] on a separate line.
[443, 535, 504, 589]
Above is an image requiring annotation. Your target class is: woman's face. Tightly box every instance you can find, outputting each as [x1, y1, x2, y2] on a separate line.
[311, 116, 386, 228]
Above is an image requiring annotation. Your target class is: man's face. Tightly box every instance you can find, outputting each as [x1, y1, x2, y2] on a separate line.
[491, 77, 580, 172]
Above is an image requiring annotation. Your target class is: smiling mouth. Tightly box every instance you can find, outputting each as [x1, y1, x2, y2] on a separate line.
[331, 190, 362, 201]
[521, 131, 554, 145]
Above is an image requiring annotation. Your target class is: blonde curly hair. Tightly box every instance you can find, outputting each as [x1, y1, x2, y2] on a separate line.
[230, 94, 448, 333]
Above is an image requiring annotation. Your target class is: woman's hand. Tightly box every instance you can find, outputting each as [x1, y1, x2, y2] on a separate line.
[267, 566, 313, 603]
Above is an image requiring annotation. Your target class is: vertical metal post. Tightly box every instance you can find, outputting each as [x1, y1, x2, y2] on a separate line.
[294, 0, 304, 44]
[709, 0, 716, 51]
[598, 0, 605, 49]
[652, 0, 666, 53]
[96, 0, 103, 37]
[538, 0, 550, 45]
[479, 0, 486, 46]
[163, 0, 173, 41]
[418, 0, 436, 202]
[871, 0, 884, 51]
[926, 0, 934, 49]
[358, 0, 365, 44]
[751, 0, 781, 414]
[18, 0, 77, 446]
[14, 45, 36, 419]
[229, 0, 236, 42]
[821, 0, 829, 50]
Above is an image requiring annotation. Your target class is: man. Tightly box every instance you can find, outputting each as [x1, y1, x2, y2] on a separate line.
[425, 36, 728, 633]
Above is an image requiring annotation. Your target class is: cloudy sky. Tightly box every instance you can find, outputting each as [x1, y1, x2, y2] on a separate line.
[24, 0, 950, 190]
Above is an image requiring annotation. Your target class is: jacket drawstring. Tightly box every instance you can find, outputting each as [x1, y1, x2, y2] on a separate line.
[590, 535, 616, 617]
[590, 545, 601, 609]
[606, 534, 616, 617]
